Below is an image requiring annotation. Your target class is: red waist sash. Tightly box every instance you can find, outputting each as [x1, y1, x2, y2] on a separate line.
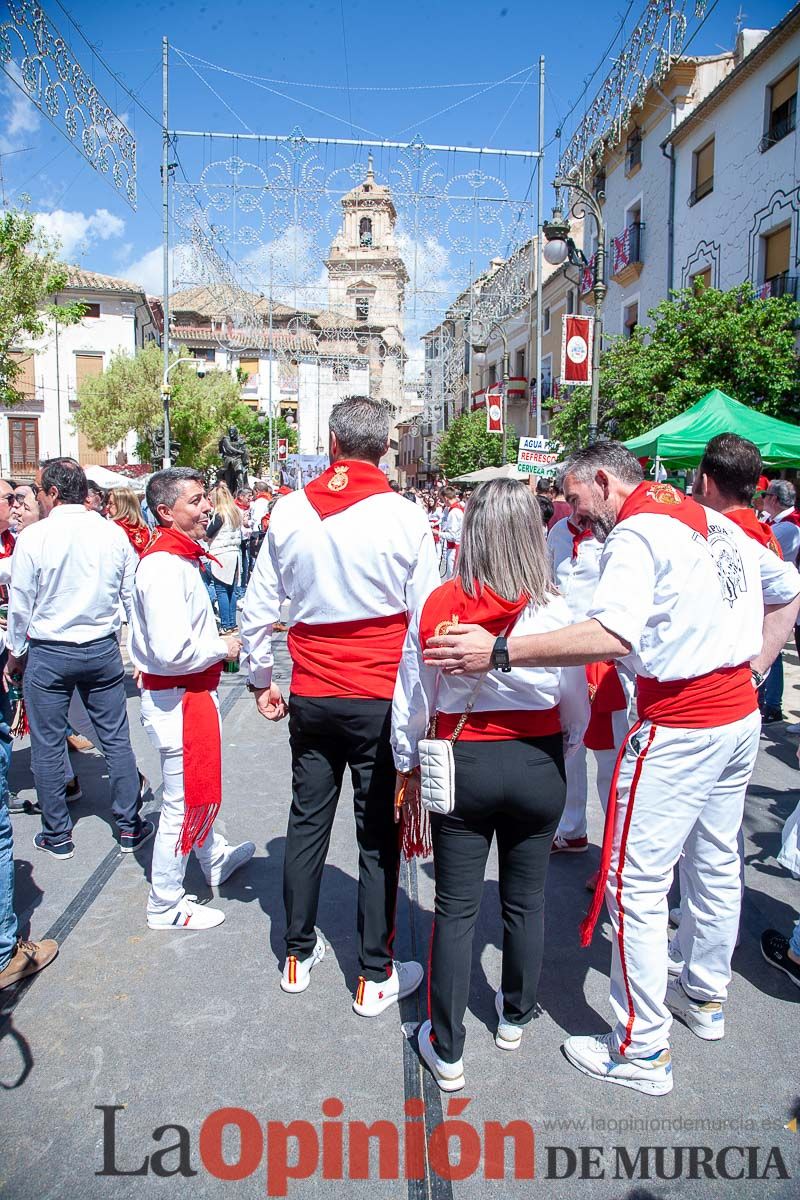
[636, 665, 757, 727]
[437, 705, 561, 742]
[288, 611, 408, 700]
[142, 665, 223, 854]
[584, 661, 627, 751]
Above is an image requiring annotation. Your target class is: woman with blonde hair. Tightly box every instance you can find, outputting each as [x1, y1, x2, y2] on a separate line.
[107, 486, 150, 555]
[392, 479, 586, 1092]
[206, 481, 242, 633]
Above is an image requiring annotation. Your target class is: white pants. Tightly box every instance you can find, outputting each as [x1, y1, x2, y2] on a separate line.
[557, 709, 630, 838]
[443, 547, 458, 580]
[605, 711, 761, 1058]
[140, 687, 228, 915]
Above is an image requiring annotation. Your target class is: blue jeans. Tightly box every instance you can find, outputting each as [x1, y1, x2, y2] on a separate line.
[791, 918, 800, 958]
[760, 653, 784, 714]
[0, 653, 13, 803]
[215, 581, 237, 630]
[24, 637, 141, 845]
[0, 796, 16, 970]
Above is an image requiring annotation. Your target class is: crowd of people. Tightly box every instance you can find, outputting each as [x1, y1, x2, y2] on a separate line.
[1, 399, 799, 1105]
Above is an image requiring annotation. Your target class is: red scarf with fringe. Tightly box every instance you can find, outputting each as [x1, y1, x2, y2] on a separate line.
[115, 517, 151, 556]
[139, 526, 224, 854]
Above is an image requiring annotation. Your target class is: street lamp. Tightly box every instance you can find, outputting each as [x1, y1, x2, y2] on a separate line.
[542, 180, 606, 444]
[160, 355, 191, 468]
[471, 324, 510, 462]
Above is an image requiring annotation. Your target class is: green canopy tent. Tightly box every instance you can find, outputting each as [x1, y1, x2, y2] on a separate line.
[623, 389, 800, 468]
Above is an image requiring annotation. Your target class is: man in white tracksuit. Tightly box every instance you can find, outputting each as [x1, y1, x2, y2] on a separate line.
[440, 488, 464, 580]
[424, 441, 800, 1095]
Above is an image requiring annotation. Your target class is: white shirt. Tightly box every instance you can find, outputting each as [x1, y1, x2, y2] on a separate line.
[241, 489, 441, 689]
[441, 502, 464, 546]
[129, 552, 228, 676]
[7, 506, 136, 656]
[588, 509, 799, 682]
[391, 594, 588, 773]
[547, 516, 603, 621]
[250, 496, 271, 532]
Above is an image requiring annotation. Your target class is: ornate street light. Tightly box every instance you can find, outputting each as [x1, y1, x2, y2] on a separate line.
[543, 180, 607, 444]
[471, 324, 510, 463]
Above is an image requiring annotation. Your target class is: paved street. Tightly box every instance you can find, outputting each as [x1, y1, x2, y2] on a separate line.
[1, 632, 799, 1199]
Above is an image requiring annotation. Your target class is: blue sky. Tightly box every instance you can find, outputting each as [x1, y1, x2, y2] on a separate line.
[0, 0, 792, 333]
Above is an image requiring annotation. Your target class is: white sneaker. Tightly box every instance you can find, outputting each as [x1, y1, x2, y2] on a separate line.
[417, 1020, 465, 1092]
[281, 933, 326, 994]
[562, 1032, 673, 1096]
[147, 895, 225, 930]
[668, 905, 682, 928]
[204, 841, 256, 886]
[667, 937, 685, 978]
[495, 989, 523, 1051]
[352, 959, 423, 1017]
[665, 978, 724, 1040]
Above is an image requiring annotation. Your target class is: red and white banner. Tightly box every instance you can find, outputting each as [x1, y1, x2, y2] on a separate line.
[560, 314, 593, 387]
[486, 382, 504, 434]
[277, 438, 289, 461]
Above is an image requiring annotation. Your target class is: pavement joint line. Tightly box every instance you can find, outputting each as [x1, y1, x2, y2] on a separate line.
[0, 678, 246, 1030]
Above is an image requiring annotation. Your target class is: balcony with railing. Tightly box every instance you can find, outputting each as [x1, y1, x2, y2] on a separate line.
[756, 272, 800, 301]
[759, 108, 796, 153]
[610, 222, 644, 286]
[471, 378, 529, 410]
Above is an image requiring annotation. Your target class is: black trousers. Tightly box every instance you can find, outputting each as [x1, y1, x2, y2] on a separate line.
[429, 735, 566, 1062]
[284, 695, 400, 981]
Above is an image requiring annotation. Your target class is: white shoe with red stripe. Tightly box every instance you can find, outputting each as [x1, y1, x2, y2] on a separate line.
[352, 959, 423, 1017]
[147, 895, 225, 930]
[562, 1032, 673, 1096]
[281, 933, 326, 994]
[417, 1020, 465, 1092]
[550, 834, 589, 854]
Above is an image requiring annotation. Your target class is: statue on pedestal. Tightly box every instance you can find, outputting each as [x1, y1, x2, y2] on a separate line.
[218, 425, 250, 493]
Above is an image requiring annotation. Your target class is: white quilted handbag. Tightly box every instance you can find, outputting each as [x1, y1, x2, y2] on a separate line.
[418, 676, 483, 816]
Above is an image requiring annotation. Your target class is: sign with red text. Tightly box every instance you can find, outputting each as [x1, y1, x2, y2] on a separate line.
[560, 314, 593, 386]
[486, 382, 504, 434]
[517, 436, 562, 477]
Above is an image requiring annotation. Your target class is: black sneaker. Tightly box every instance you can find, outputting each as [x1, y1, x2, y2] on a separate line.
[65, 776, 82, 803]
[33, 831, 75, 860]
[6, 792, 26, 814]
[761, 929, 800, 988]
[762, 710, 785, 724]
[119, 818, 155, 854]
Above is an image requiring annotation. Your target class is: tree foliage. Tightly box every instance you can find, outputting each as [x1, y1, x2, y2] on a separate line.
[0, 207, 86, 406]
[550, 283, 800, 451]
[435, 409, 506, 478]
[74, 344, 248, 468]
[229, 404, 298, 474]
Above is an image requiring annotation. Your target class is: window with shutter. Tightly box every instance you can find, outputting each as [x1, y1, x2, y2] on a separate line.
[8, 351, 35, 402]
[690, 139, 714, 204]
[8, 418, 39, 476]
[764, 225, 791, 283]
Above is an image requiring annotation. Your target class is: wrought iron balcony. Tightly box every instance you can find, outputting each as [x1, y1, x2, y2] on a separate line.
[611, 222, 644, 281]
[759, 112, 796, 152]
[688, 176, 714, 206]
[756, 273, 800, 301]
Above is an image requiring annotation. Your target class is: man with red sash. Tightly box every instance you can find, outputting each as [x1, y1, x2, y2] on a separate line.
[241, 396, 440, 1013]
[440, 487, 464, 580]
[425, 441, 800, 1095]
[130, 468, 255, 931]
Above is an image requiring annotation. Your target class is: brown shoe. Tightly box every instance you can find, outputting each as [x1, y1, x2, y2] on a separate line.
[67, 733, 94, 753]
[0, 938, 59, 991]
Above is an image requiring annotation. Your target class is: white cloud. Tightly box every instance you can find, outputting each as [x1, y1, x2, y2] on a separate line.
[120, 244, 178, 296]
[0, 63, 41, 153]
[34, 208, 126, 261]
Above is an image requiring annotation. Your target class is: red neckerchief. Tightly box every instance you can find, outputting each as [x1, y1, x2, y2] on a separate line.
[115, 518, 151, 556]
[305, 460, 392, 520]
[567, 519, 593, 561]
[725, 507, 783, 557]
[774, 509, 800, 529]
[139, 525, 221, 568]
[0, 529, 14, 559]
[234, 499, 250, 511]
[255, 490, 272, 500]
[617, 482, 708, 539]
[420, 578, 529, 648]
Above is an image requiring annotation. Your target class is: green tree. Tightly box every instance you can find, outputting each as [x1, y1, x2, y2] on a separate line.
[230, 404, 298, 474]
[550, 283, 800, 450]
[435, 409, 505, 477]
[74, 343, 245, 468]
[0, 207, 86, 406]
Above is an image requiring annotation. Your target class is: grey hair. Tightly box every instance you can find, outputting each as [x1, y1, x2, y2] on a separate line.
[329, 395, 390, 462]
[767, 479, 796, 508]
[458, 479, 556, 606]
[146, 467, 205, 523]
[560, 440, 644, 488]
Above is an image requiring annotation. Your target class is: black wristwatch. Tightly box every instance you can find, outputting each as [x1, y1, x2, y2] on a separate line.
[491, 635, 512, 673]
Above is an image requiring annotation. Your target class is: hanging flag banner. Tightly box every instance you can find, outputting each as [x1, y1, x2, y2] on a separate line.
[277, 438, 289, 462]
[486, 382, 504, 434]
[560, 314, 593, 386]
[517, 436, 562, 477]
